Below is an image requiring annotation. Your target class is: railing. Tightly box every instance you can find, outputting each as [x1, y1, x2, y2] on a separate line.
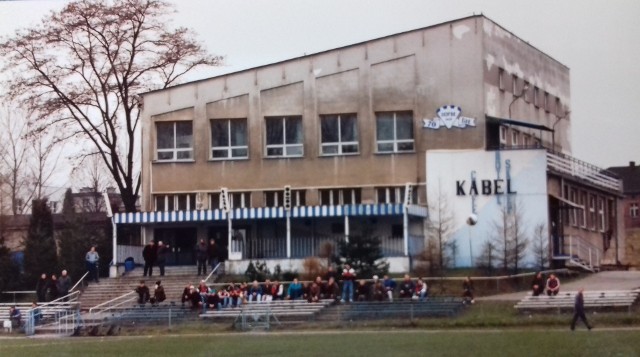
[70, 271, 89, 292]
[566, 235, 602, 271]
[546, 151, 622, 192]
[204, 262, 222, 284]
[1, 290, 35, 303]
[88, 291, 136, 316]
[23, 290, 81, 336]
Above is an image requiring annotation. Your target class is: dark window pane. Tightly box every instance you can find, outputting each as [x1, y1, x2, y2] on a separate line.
[397, 142, 414, 152]
[285, 117, 302, 144]
[266, 118, 283, 145]
[175, 121, 193, 149]
[156, 122, 174, 149]
[177, 150, 193, 160]
[231, 148, 248, 157]
[396, 112, 413, 140]
[212, 149, 229, 158]
[378, 143, 394, 152]
[340, 114, 358, 142]
[322, 145, 338, 155]
[376, 113, 394, 141]
[230, 119, 247, 146]
[158, 151, 174, 160]
[321, 115, 339, 143]
[267, 147, 283, 156]
[211, 120, 229, 147]
[342, 144, 358, 153]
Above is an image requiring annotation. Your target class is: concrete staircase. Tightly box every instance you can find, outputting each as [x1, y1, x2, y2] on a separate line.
[79, 266, 213, 310]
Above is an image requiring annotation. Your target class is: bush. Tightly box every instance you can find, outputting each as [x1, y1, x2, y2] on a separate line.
[301, 257, 326, 281]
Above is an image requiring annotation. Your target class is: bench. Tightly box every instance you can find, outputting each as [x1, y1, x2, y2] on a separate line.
[199, 300, 333, 320]
[514, 290, 639, 313]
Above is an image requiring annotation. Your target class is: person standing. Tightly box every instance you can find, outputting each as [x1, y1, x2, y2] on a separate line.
[196, 239, 208, 276]
[340, 264, 356, 303]
[85, 246, 100, 283]
[571, 288, 592, 331]
[156, 241, 170, 277]
[462, 276, 475, 304]
[57, 270, 72, 301]
[35, 273, 48, 302]
[48, 274, 59, 301]
[208, 239, 219, 272]
[142, 240, 157, 277]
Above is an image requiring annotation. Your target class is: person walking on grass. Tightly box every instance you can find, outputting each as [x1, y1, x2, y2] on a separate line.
[571, 288, 592, 331]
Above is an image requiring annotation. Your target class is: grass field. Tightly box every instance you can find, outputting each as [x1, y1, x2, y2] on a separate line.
[1, 329, 640, 357]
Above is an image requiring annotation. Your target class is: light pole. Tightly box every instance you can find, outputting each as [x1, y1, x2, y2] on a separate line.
[552, 110, 570, 153]
[466, 213, 478, 267]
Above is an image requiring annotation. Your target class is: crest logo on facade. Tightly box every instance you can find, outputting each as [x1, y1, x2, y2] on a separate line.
[423, 105, 476, 129]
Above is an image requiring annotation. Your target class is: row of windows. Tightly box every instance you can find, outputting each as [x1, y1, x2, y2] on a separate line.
[563, 185, 613, 232]
[155, 111, 414, 162]
[153, 186, 417, 211]
[499, 126, 542, 148]
[498, 68, 564, 115]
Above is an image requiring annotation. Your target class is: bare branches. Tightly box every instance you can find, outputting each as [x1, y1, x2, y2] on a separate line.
[0, 0, 222, 211]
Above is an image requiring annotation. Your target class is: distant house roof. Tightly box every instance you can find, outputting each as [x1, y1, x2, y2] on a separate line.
[608, 162, 640, 195]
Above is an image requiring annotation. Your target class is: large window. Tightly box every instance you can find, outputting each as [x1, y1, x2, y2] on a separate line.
[376, 186, 416, 204]
[375, 111, 414, 153]
[209, 191, 251, 209]
[319, 188, 361, 205]
[320, 114, 359, 155]
[211, 119, 248, 160]
[156, 121, 193, 161]
[264, 190, 306, 207]
[265, 116, 303, 157]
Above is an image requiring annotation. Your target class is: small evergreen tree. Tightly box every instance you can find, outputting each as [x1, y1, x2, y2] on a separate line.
[0, 237, 21, 292]
[334, 224, 389, 278]
[23, 198, 58, 284]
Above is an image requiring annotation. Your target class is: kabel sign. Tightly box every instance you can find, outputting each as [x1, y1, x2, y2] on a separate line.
[423, 105, 476, 129]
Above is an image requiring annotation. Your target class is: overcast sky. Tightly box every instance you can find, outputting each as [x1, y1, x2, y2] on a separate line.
[1, 0, 639, 170]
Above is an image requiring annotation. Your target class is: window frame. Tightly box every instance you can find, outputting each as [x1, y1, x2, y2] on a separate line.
[264, 116, 304, 158]
[210, 118, 249, 160]
[319, 113, 359, 156]
[375, 111, 415, 154]
[156, 121, 194, 162]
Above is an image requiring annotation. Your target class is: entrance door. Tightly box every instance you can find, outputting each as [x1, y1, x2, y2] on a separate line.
[154, 227, 197, 265]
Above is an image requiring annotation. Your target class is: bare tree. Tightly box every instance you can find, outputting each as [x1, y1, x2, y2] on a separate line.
[426, 180, 454, 274]
[476, 240, 497, 275]
[0, 0, 222, 211]
[0, 105, 34, 215]
[492, 200, 529, 274]
[29, 128, 64, 201]
[531, 222, 549, 270]
[72, 154, 114, 213]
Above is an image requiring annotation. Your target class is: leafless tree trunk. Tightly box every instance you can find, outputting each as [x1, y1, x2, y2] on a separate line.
[0, 0, 222, 211]
[427, 180, 454, 274]
[0, 105, 34, 215]
[72, 154, 113, 213]
[492, 200, 529, 274]
[531, 222, 549, 269]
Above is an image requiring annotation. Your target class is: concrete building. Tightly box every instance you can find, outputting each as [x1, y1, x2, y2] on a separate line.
[112, 15, 623, 275]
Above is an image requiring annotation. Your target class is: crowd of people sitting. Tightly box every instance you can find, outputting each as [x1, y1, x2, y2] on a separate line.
[169, 264, 433, 312]
[530, 272, 561, 296]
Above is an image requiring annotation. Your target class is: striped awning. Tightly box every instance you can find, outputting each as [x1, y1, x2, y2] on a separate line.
[114, 203, 426, 225]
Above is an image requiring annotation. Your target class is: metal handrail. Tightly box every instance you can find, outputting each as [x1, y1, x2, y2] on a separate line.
[204, 262, 222, 284]
[70, 271, 90, 292]
[89, 291, 135, 314]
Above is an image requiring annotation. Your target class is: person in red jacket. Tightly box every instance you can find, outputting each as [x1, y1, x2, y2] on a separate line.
[340, 264, 356, 303]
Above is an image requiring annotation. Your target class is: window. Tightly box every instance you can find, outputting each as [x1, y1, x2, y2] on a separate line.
[154, 194, 196, 211]
[589, 195, 596, 230]
[265, 116, 303, 157]
[375, 111, 414, 153]
[498, 68, 505, 91]
[511, 74, 518, 94]
[598, 197, 606, 231]
[631, 203, 639, 219]
[82, 198, 91, 212]
[499, 126, 507, 145]
[533, 87, 540, 108]
[569, 188, 578, 227]
[376, 186, 416, 204]
[511, 131, 519, 146]
[555, 97, 562, 116]
[544, 92, 550, 112]
[579, 192, 587, 228]
[156, 121, 193, 161]
[320, 114, 359, 155]
[319, 188, 361, 205]
[264, 190, 306, 207]
[523, 134, 530, 147]
[523, 81, 530, 102]
[209, 191, 251, 209]
[211, 119, 248, 160]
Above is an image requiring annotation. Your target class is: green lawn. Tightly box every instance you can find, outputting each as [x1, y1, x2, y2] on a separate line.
[2, 329, 640, 357]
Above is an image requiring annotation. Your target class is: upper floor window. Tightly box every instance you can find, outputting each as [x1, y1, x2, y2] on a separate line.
[156, 121, 193, 161]
[523, 81, 531, 102]
[511, 131, 519, 146]
[498, 68, 505, 91]
[209, 191, 251, 209]
[376, 111, 414, 153]
[631, 202, 639, 219]
[320, 114, 359, 156]
[533, 87, 540, 108]
[211, 119, 248, 160]
[499, 126, 507, 145]
[511, 74, 518, 94]
[319, 188, 361, 205]
[544, 92, 550, 112]
[265, 116, 303, 158]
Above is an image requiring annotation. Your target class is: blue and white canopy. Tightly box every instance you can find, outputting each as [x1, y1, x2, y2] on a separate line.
[114, 203, 428, 225]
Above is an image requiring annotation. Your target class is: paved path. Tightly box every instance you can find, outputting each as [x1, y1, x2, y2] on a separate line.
[479, 271, 640, 301]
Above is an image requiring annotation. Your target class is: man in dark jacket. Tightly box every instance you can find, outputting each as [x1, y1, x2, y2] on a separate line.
[571, 288, 592, 331]
[56, 270, 72, 301]
[196, 239, 208, 276]
[398, 274, 415, 299]
[142, 240, 157, 277]
[35, 273, 48, 302]
[156, 241, 170, 277]
[135, 280, 150, 305]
